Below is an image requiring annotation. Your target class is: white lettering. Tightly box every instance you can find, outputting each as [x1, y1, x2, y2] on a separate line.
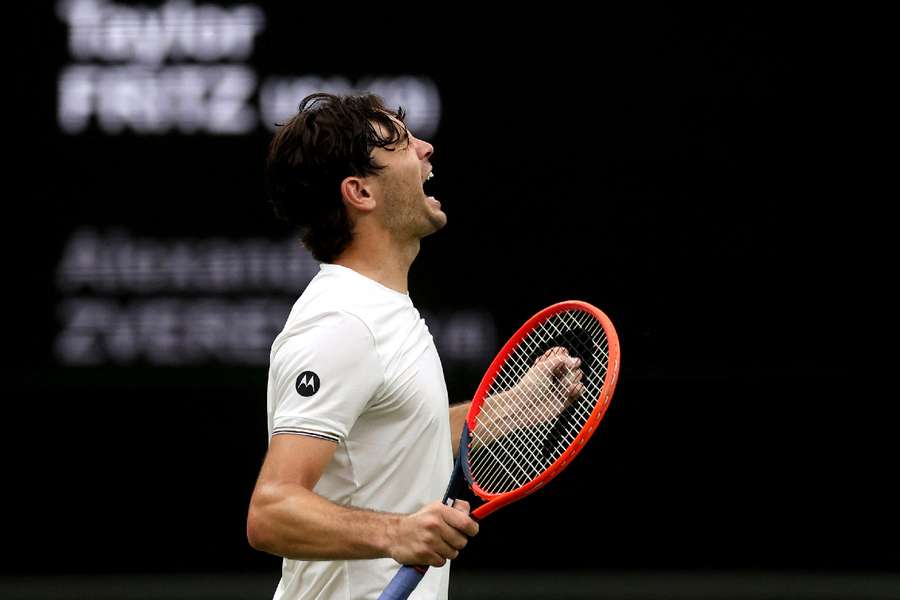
[208, 67, 257, 133]
[56, 2, 445, 137]
[259, 76, 441, 138]
[361, 76, 442, 138]
[58, 65, 258, 134]
[56, 297, 289, 365]
[56, 228, 319, 293]
[56, 0, 266, 66]
[259, 76, 353, 127]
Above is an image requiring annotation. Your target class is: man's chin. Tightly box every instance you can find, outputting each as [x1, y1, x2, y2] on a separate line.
[427, 208, 447, 232]
[415, 212, 446, 239]
[422, 197, 447, 231]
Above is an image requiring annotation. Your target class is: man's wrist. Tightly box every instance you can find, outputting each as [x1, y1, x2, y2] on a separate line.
[378, 512, 402, 559]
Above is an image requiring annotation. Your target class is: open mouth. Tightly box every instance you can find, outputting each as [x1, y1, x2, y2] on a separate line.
[423, 170, 440, 206]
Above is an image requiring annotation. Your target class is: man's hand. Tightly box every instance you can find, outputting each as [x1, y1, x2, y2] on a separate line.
[387, 500, 479, 567]
[518, 347, 584, 409]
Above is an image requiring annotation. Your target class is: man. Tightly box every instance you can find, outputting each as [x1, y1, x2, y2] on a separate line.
[247, 93, 479, 600]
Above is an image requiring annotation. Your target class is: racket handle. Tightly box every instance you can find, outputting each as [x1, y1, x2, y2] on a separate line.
[379, 487, 461, 598]
[378, 565, 428, 600]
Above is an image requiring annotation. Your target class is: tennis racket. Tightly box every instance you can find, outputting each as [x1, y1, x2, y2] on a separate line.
[378, 300, 620, 600]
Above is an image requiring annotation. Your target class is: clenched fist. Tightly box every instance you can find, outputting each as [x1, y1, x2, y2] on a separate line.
[387, 499, 479, 567]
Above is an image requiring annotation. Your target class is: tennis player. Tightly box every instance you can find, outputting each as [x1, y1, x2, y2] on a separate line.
[247, 93, 582, 599]
[246, 93, 479, 600]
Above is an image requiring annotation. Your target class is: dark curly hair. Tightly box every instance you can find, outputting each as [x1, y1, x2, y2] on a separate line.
[265, 93, 408, 262]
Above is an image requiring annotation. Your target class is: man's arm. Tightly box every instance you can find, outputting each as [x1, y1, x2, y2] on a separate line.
[247, 433, 478, 566]
[458, 348, 584, 449]
[449, 402, 471, 458]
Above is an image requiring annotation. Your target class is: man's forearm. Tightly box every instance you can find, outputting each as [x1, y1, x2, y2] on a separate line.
[248, 481, 399, 560]
[449, 402, 471, 457]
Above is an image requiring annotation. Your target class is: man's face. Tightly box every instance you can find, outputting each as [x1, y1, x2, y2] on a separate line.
[369, 120, 446, 240]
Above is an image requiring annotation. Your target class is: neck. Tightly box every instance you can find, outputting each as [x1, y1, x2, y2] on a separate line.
[332, 228, 420, 294]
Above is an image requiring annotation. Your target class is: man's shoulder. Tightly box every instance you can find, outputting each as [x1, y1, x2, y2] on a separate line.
[272, 264, 418, 362]
[285, 267, 376, 325]
[268, 309, 381, 383]
[277, 307, 375, 353]
[296, 267, 413, 329]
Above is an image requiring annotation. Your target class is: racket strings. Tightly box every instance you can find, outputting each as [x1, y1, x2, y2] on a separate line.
[474, 318, 605, 489]
[473, 318, 607, 490]
[537, 314, 609, 455]
[468, 310, 611, 494]
[470, 314, 606, 492]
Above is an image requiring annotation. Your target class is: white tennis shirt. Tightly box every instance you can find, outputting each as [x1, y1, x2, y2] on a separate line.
[266, 263, 454, 600]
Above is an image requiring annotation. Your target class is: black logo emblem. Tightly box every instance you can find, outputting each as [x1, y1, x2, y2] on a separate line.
[295, 371, 320, 396]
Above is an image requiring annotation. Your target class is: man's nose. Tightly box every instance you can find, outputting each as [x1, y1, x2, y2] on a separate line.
[415, 137, 434, 161]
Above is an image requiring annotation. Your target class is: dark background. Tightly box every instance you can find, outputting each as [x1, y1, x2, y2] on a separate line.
[8, 2, 893, 596]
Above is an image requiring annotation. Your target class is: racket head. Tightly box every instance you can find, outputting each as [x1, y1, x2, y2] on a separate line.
[463, 300, 620, 519]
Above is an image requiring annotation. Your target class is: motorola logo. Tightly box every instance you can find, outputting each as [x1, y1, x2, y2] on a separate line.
[295, 371, 320, 397]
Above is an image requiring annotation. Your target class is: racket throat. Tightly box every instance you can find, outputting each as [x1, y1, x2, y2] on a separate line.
[442, 423, 481, 514]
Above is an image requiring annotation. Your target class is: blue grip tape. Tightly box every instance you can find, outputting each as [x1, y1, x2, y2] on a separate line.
[378, 565, 427, 600]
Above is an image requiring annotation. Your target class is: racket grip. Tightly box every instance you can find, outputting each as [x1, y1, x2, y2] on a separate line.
[378, 565, 428, 600]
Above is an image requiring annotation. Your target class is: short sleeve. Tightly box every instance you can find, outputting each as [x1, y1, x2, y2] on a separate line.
[270, 311, 383, 443]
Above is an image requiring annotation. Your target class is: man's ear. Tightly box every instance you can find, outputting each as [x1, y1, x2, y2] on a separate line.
[340, 176, 377, 213]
